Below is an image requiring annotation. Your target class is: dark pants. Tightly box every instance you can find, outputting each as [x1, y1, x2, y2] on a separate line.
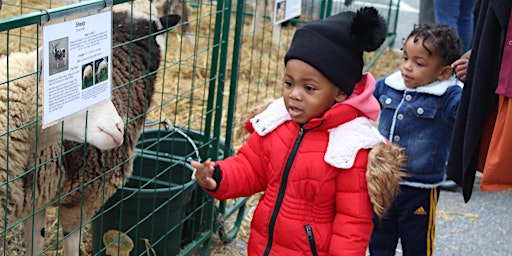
[369, 185, 440, 256]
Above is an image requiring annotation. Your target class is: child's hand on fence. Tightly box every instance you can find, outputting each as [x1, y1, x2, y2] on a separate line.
[190, 159, 217, 190]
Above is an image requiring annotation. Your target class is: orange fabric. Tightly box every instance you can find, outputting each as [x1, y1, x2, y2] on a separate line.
[480, 96, 512, 191]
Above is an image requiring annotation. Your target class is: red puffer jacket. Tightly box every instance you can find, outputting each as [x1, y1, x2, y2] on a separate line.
[208, 73, 383, 256]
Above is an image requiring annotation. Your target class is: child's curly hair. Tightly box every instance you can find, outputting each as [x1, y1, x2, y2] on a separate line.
[402, 23, 463, 65]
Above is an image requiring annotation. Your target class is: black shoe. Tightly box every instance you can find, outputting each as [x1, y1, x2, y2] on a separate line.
[439, 179, 461, 192]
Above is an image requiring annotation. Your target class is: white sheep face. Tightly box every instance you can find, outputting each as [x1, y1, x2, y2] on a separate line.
[41, 99, 125, 151]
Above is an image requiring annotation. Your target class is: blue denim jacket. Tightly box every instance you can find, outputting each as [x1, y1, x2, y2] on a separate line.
[374, 71, 462, 187]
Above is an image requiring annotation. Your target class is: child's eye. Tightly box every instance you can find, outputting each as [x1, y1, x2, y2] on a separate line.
[416, 62, 425, 67]
[305, 85, 316, 91]
[402, 56, 408, 61]
[284, 81, 293, 88]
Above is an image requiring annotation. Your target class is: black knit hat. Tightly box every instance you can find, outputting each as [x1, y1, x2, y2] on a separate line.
[284, 7, 387, 95]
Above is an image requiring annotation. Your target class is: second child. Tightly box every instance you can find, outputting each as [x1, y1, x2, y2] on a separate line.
[369, 23, 463, 256]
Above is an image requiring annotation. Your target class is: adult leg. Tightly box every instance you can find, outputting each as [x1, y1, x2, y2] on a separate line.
[419, 0, 436, 24]
[434, 0, 460, 30]
[457, 0, 478, 51]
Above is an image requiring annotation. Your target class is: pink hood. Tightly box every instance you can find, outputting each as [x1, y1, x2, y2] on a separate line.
[341, 72, 380, 120]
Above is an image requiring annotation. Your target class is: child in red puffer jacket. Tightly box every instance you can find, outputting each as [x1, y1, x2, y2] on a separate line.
[192, 7, 406, 256]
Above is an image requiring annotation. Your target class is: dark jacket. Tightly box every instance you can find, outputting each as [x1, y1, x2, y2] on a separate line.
[374, 71, 462, 187]
[446, 0, 512, 202]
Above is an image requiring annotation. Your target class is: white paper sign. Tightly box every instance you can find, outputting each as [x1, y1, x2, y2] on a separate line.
[274, 0, 302, 25]
[42, 11, 112, 128]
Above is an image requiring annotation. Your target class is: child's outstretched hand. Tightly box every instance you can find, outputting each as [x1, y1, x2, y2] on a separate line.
[190, 159, 217, 190]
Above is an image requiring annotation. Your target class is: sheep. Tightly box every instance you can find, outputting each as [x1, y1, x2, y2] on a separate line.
[82, 64, 93, 88]
[248, 0, 314, 46]
[95, 57, 108, 82]
[251, 0, 282, 45]
[0, 49, 125, 241]
[50, 42, 66, 69]
[241, 0, 294, 46]
[154, 0, 195, 44]
[20, 1, 181, 255]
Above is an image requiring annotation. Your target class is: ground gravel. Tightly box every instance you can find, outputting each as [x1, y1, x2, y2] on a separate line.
[433, 174, 512, 256]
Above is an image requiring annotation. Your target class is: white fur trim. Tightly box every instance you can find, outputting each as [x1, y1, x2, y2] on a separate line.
[325, 117, 386, 169]
[250, 99, 386, 168]
[385, 71, 463, 95]
[250, 97, 291, 136]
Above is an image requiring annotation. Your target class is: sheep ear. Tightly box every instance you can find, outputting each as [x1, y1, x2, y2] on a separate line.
[158, 14, 181, 33]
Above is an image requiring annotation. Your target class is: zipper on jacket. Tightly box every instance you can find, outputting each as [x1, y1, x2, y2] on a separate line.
[304, 224, 319, 256]
[263, 128, 306, 256]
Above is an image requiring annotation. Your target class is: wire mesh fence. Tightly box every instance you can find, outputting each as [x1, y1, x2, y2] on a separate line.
[0, 0, 401, 255]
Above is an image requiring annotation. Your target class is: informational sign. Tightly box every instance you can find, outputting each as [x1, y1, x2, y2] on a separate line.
[42, 10, 112, 128]
[274, 0, 302, 25]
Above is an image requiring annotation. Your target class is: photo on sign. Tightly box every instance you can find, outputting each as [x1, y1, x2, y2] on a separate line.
[82, 62, 94, 89]
[94, 57, 109, 84]
[48, 37, 69, 76]
[274, 0, 300, 25]
[275, 0, 286, 23]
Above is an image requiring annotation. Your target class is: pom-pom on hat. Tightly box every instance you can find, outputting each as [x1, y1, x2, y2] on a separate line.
[284, 7, 387, 95]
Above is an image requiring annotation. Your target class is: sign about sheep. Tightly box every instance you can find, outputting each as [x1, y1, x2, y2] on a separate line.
[274, 0, 302, 25]
[41, 10, 112, 128]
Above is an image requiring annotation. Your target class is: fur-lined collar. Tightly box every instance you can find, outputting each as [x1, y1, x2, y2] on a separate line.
[384, 71, 463, 96]
[250, 97, 385, 168]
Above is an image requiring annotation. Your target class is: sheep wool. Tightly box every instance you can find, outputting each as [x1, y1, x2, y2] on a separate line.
[0, 51, 39, 226]
[0, 50, 124, 244]
[95, 58, 108, 81]
[82, 64, 93, 86]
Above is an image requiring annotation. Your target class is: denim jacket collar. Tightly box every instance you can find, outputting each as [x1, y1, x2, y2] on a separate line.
[384, 71, 463, 96]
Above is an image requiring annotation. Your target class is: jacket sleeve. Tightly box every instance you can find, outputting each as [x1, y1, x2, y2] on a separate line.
[444, 85, 463, 122]
[329, 149, 374, 256]
[206, 132, 268, 200]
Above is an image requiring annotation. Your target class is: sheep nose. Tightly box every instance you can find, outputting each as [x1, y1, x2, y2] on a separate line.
[116, 122, 125, 139]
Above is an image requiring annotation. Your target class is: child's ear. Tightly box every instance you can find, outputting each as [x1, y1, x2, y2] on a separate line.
[438, 65, 454, 81]
[335, 89, 347, 102]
